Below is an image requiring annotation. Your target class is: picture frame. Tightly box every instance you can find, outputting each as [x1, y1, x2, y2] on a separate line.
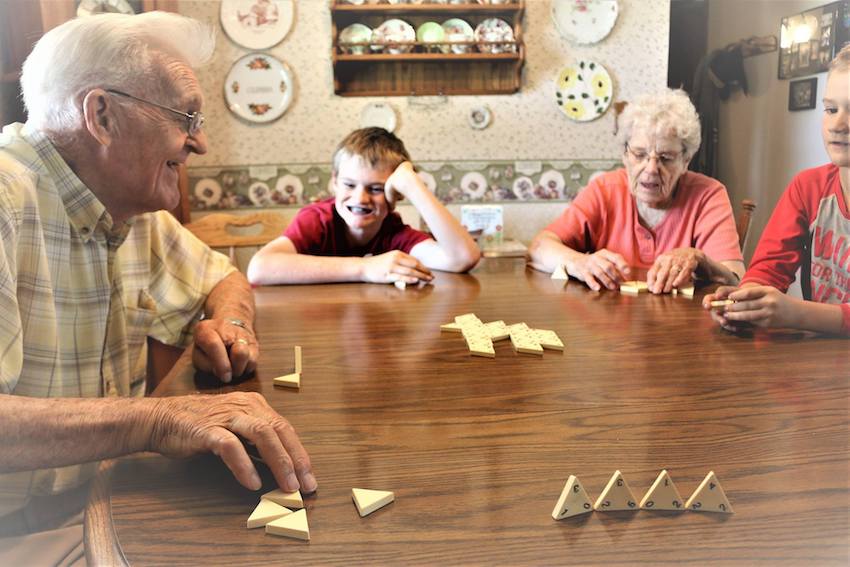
[779, 1, 850, 79]
[789, 77, 818, 111]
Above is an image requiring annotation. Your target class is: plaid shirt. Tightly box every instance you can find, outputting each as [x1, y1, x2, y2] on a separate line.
[0, 123, 234, 515]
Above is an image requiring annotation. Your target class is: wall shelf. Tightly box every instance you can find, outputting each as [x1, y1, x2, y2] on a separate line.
[331, 0, 525, 97]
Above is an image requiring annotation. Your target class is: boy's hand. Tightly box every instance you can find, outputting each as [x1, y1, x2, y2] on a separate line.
[647, 247, 703, 293]
[384, 161, 425, 206]
[361, 250, 434, 284]
[703, 285, 799, 330]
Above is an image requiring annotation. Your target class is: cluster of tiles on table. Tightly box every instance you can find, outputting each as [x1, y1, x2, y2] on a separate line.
[246, 488, 395, 541]
[441, 313, 564, 358]
[551, 264, 696, 297]
[552, 470, 733, 520]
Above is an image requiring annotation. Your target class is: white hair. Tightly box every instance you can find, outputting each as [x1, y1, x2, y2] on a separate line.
[21, 11, 215, 132]
[617, 88, 702, 160]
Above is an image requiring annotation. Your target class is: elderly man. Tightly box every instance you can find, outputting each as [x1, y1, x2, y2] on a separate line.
[0, 11, 315, 563]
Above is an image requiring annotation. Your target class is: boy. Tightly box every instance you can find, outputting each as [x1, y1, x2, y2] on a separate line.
[247, 128, 480, 285]
[704, 46, 850, 335]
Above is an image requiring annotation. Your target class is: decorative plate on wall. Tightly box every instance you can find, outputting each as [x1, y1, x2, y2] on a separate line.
[220, 0, 294, 50]
[468, 105, 492, 130]
[76, 0, 135, 16]
[555, 60, 613, 122]
[224, 53, 294, 123]
[552, 0, 619, 45]
[360, 102, 397, 132]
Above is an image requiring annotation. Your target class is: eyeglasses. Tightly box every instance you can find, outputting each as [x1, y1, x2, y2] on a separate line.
[625, 143, 683, 168]
[106, 89, 204, 137]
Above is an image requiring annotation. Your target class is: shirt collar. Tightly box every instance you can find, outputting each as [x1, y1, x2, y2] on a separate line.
[22, 124, 132, 243]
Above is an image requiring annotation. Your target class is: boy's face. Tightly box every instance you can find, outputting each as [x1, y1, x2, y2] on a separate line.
[822, 69, 850, 168]
[333, 155, 393, 236]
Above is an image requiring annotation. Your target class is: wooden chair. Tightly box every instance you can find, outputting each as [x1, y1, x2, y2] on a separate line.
[183, 211, 287, 269]
[736, 199, 757, 251]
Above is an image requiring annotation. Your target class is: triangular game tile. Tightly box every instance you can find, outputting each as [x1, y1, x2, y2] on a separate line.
[265, 508, 309, 540]
[262, 489, 304, 509]
[247, 499, 292, 529]
[552, 475, 594, 520]
[685, 471, 733, 514]
[352, 488, 395, 517]
[640, 470, 685, 511]
[594, 470, 638, 511]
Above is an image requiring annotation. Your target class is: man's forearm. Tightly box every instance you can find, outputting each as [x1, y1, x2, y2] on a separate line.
[204, 271, 256, 329]
[0, 394, 158, 473]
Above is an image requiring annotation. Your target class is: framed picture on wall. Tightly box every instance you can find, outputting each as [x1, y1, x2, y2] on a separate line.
[779, 0, 850, 79]
[788, 77, 817, 111]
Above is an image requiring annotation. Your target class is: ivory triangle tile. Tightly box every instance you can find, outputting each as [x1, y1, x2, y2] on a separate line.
[352, 488, 395, 517]
[262, 488, 304, 509]
[639, 470, 685, 511]
[265, 508, 309, 540]
[594, 470, 638, 511]
[551, 475, 594, 520]
[551, 264, 569, 280]
[273, 373, 300, 389]
[685, 471, 733, 514]
[246, 499, 292, 529]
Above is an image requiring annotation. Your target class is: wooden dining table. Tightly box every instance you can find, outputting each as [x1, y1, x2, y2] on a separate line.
[84, 258, 850, 565]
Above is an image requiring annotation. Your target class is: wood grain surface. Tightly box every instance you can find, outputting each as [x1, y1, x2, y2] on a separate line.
[87, 259, 850, 565]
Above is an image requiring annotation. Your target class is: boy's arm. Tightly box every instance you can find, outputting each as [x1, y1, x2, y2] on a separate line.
[704, 283, 850, 335]
[246, 236, 432, 285]
[387, 163, 480, 273]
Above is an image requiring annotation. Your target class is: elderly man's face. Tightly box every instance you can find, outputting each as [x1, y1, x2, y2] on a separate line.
[622, 129, 688, 209]
[822, 68, 850, 168]
[112, 61, 207, 215]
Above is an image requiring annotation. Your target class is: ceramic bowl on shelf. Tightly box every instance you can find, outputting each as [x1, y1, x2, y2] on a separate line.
[474, 18, 515, 54]
[339, 23, 372, 54]
[442, 18, 475, 54]
[371, 19, 416, 54]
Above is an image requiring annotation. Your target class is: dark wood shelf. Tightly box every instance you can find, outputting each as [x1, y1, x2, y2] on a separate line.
[330, 0, 525, 97]
[331, 2, 524, 16]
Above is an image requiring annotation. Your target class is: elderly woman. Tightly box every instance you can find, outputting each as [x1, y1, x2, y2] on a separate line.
[528, 88, 744, 293]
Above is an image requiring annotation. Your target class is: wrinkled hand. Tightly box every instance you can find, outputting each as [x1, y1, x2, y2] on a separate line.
[384, 161, 422, 206]
[647, 247, 703, 294]
[192, 318, 259, 383]
[703, 284, 799, 331]
[147, 392, 316, 493]
[361, 250, 433, 284]
[569, 249, 631, 291]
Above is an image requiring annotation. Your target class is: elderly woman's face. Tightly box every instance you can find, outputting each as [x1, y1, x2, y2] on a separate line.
[622, 130, 689, 209]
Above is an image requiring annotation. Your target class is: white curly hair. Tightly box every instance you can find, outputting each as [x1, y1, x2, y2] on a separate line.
[616, 88, 702, 160]
[21, 11, 215, 132]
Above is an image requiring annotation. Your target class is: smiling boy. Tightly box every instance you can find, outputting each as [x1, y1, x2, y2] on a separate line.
[248, 128, 480, 285]
[704, 45, 850, 335]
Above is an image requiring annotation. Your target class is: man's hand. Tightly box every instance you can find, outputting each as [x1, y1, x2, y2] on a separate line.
[384, 161, 424, 206]
[647, 247, 703, 294]
[146, 392, 317, 494]
[192, 318, 259, 383]
[703, 284, 800, 331]
[360, 250, 433, 284]
[568, 249, 631, 291]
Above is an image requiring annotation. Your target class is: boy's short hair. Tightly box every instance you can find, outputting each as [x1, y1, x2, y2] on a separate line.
[332, 127, 411, 175]
[829, 43, 850, 76]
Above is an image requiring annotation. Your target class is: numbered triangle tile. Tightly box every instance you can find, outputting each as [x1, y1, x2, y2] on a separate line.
[551, 264, 569, 280]
[640, 470, 685, 511]
[594, 470, 638, 511]
[262, 488, 304, 509]
[247, 499, 292, 529]
[352, 488, 395, 517]
[551, 475, 594, 520]
[265, 508, 309, 540]
[685, 471, 733, 514]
